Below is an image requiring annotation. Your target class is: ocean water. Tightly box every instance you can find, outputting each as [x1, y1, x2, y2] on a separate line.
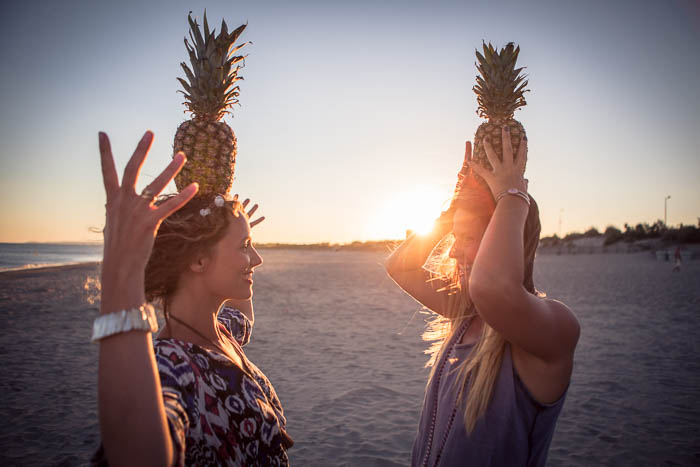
[0, 243, 103, 271]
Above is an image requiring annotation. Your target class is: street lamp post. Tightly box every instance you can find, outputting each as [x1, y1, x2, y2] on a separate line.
[558, 208, 563, 238]
[664, 195, 671, 226]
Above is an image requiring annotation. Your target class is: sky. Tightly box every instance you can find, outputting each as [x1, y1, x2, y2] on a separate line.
[0, 0, 699, 244]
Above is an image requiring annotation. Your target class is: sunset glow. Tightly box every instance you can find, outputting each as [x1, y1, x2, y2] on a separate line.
[0, 2, 697, 244]
[367, 186, 450, 240]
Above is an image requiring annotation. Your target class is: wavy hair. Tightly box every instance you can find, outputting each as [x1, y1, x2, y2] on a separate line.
[144, 195, 244, 310]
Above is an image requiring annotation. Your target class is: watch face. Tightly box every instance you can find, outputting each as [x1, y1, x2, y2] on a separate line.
[508, 188, 518, 194]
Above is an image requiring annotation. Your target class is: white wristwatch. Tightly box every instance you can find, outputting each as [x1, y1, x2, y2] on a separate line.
[91, 304, 158, 342]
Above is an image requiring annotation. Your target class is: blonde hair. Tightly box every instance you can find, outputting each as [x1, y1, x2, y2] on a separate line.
[422, 196, 541, 434]
[422, 235, 506, 434]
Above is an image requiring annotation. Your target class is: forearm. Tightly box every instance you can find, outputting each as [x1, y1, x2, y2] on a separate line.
[99, 333, 173, 466]
[471, 197, 529, 296]
[98, 276, 173, 466]
[385, 220, 451, 274]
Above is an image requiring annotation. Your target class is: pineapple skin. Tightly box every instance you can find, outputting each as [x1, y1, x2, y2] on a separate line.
[472, 119, 526, 172]
[173, 119, 237, 196]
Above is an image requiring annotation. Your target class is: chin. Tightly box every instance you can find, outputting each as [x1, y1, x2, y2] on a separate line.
[236, 286, 254, 300]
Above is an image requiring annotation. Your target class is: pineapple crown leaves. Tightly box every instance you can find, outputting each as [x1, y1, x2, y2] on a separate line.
[177, 10, 250, 121]
[473, 41, 529, 121]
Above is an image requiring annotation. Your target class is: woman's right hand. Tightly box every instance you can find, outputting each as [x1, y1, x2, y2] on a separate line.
[99, 131, 198, 314]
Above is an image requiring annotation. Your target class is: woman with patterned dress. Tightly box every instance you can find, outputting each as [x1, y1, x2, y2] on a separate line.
[385, 129, 580, 466]
[92, 131, 292, 466]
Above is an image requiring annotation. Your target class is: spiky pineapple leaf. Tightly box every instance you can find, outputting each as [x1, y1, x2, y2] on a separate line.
[472, 41, 529, 121]
[178, 11, 248, 121]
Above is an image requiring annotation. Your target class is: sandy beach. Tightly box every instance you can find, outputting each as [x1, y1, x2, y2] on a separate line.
[1, 250, 699, 466]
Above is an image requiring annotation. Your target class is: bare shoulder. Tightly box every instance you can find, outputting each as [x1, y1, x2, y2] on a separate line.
[511, 299, 579, 404]
[542, 297, 581, 354]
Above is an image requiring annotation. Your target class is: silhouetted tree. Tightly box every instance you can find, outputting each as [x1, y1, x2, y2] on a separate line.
[604, 226, 623, 246]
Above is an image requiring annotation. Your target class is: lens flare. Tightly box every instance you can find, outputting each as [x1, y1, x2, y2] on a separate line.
[367, 186, 450, 240]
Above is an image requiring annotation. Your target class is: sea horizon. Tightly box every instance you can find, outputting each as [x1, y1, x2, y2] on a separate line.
[1, 236, 697, 273]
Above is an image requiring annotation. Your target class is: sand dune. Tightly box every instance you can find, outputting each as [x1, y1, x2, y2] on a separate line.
[0, 251, 698, 466]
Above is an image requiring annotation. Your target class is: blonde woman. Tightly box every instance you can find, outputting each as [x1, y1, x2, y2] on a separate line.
[386, 128, 580, 466]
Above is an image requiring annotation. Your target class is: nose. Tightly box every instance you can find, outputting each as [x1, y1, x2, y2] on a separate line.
[250, 245, 263, 269]
[449, 243, 461, 260]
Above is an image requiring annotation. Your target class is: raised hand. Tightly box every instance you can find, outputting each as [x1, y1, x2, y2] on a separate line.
[99, 131, 198, 313]
[232, 194, 265, 228]
[469, 127, 528, 199]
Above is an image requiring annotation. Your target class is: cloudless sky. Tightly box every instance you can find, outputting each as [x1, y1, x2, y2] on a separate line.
[1, 0, 698, 243]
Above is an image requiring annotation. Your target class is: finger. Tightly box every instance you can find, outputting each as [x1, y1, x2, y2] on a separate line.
[241, 198, 250, 209]
[156, 183, 198, 219]
[470, 160, 490, 181]
[482, 138, 500, 171]
[232, 193, 240, 202]
[99, 132, 119, 201]
[250, 216, 265, 228]
[246, 203, 259, 218]
[501, 126, 514, 164]
[461, 141, 472, 173]
[516, 136, 528, 171]
[122, 131, 154, 190]
[142, 152, 187, 201]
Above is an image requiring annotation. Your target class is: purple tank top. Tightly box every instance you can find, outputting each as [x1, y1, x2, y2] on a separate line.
[412, 320, 567, 467]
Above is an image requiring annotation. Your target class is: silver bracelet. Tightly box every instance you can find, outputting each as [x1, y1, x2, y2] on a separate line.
[495, 188, 530, 206]
[91, 304, 158, 343]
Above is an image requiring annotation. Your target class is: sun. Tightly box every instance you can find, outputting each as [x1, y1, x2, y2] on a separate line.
[367, 186, 450, 240]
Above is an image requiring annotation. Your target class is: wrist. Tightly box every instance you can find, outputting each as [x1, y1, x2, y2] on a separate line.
[92, 304, 158, 342]
[495, 195, 530, 219]
[495, 188, 530, 206]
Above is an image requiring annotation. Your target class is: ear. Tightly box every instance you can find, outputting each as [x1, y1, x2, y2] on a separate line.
[189, 252, 211, 273]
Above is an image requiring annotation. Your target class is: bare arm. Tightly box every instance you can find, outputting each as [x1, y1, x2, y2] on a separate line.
[384, 211, 454, 315]
[97, 131, 197, 466]
[469, 129, 580, 363]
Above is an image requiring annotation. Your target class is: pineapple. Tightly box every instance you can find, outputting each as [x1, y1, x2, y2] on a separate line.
[173, 11, 248, 196]
[471, 42, 529, 171]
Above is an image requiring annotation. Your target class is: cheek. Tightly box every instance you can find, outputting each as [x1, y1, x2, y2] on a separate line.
[461, 240, 483, 263]
[464, 243, 479, 261]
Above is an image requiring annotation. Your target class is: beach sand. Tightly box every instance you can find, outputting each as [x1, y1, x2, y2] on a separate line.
[0, 251, 699, 466]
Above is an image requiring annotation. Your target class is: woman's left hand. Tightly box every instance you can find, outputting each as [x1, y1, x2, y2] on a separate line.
[470, 126, 528, 198]
[233, 194, 265, 227]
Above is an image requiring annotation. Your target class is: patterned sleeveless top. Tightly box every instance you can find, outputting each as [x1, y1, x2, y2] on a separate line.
[412, 320, 567, 467]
